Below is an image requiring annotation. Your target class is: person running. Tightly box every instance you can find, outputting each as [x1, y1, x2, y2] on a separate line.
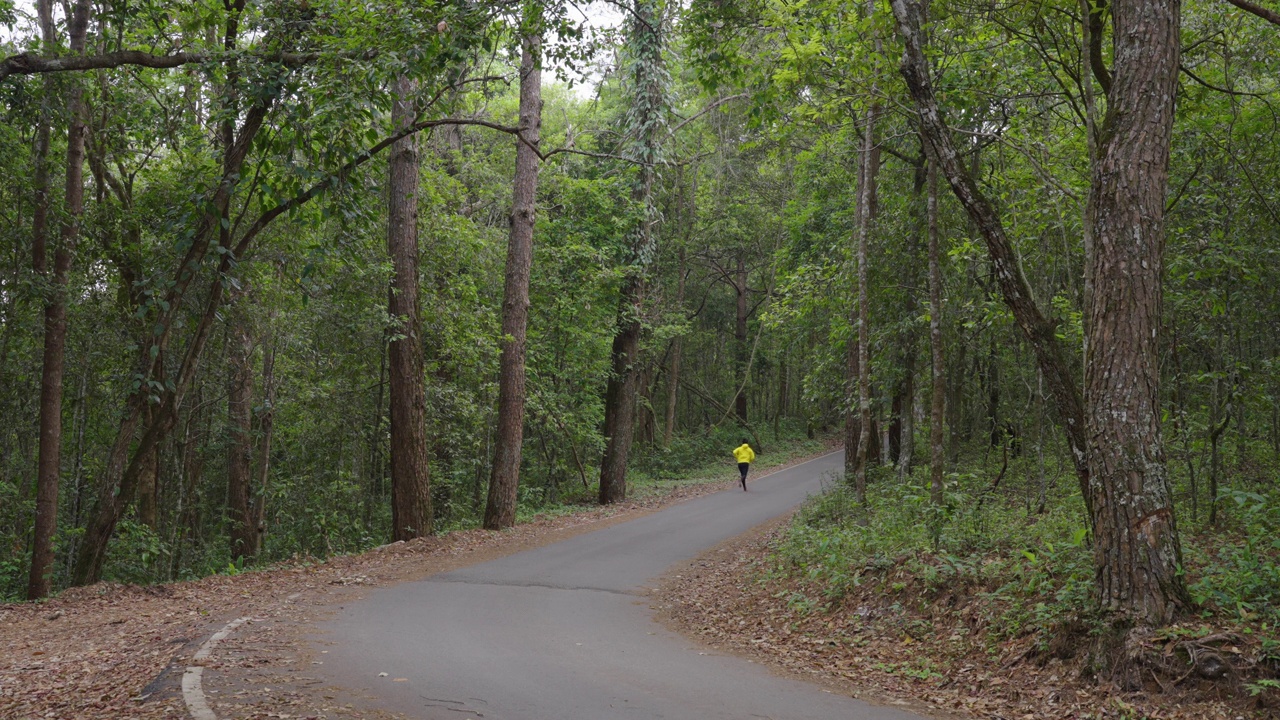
[732, 439, 755, 491]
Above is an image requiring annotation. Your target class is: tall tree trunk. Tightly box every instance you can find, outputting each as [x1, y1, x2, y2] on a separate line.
[663, 248, 685, 446]
[926, 159, 946, 510]
[854, 102, 881, 510]
[386, 74, 432, 540]
[1083, 0, 1189, 624]
[600, 293, 643, 504]
[599, 0, 664, 505]
[71, 1, 274, 586]
[485, 28, 542, 530]
[734, 255, 748, 423]
[250, 341, 276, 558]
[29, 0, 91, 600]
[227, 317, 255, 560]
[365, 342, 387, 529]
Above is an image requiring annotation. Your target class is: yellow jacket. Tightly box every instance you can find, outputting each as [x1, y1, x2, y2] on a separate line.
[733, 444, 755, 464]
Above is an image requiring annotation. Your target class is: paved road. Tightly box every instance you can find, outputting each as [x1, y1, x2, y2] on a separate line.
[313, 451, 930, 720]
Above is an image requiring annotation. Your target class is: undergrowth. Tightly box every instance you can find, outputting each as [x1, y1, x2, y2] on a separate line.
[772, 453, 1280, 663]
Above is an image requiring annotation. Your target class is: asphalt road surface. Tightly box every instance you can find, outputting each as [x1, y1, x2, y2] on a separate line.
[313, 450, 930, 720]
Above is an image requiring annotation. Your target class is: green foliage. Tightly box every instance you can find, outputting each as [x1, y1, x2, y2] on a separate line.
[774, 460, 1098, 644]
[103, 519, 170, 586]
[1186, 489, 1280, 624]
[0, 556, 26, 602]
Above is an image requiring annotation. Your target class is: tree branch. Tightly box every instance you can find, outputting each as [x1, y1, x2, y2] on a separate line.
[1, 48, 365, 81]
[1222, 0, 1280, 25]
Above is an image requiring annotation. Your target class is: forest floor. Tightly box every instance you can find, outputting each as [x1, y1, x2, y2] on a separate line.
[658, 519, 1278, 720]
[0, 441, 834, 720]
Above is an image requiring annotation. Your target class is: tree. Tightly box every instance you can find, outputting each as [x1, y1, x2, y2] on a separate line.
[599, 0, 667, 505]
[28, 0, 91, 600]
[386, 73, 433, 541]
[890, 0, 1190, 624]
[485, 17, 543, 530]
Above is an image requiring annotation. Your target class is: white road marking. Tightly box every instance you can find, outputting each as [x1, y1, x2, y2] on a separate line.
[183, 616, 251, 720]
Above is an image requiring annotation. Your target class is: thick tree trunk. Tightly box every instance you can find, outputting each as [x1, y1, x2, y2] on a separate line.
[894, 0, 1190, 624]
[29, 0, 91, 600]
[135, 424, 160, 528]
[600, 298, 642, 504]
[386, 74, 432, 540]
[927, 159, 946, 509]
[1083, 0, 1189, 625]
[485, 30, 542, 530]
[227, 318, 255, 560]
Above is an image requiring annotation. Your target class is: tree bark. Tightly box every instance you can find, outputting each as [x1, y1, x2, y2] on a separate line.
[927, 159, 946, 510]
[251, 340, 276, 558]
[387, 74, 432, 540]
[227, 316, 255, 560]
[663, 247, 685, 446]
[1083, 0, 1190, 624]
[734, 255, 749, 423]
[485, 28, 542, 530]
[893, 0, 1191, 624]
[854, 102, 881, 510]
[29, 0, 91, 600]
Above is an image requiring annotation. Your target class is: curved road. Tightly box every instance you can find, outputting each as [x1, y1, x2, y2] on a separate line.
[313, 451, 930, 720]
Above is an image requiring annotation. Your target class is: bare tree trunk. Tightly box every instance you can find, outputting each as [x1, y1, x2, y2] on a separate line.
[1083, 0, 1189, 624]
[663, 247, 685, 446]
[485, 28, 542, 530]
[927, 159, 946, 510]
[29, 0, 91, 600]
[895, 0, 1189, 624]
[1207, 373, 1230, 528]
[251, 341, 276, 558]
[854, 102, 881, 510]
[135, 421, 160, 528]
[365, 343, 387, 529]
[227, 317, 255, 560]
[600, 293, 643, 504]
[734, 255, 749, 423]
[387, 74, 432, 540]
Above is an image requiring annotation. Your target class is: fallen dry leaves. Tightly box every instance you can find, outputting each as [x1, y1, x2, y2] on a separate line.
[656, 521, 1278, 720]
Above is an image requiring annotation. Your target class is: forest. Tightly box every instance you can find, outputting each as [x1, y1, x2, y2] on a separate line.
[2, 0, 1280, 712]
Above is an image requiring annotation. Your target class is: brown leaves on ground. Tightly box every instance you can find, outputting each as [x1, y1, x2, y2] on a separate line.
[656, 522, 1278, 720]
